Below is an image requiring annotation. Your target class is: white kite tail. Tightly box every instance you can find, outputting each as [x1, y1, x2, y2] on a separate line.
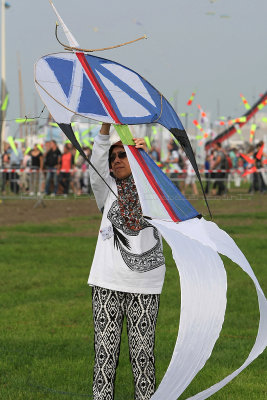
[149, 218, 227, 400]
[49, 0, 80, 48]
[149, 218, 267, 400]
[186, 219, 267, 400]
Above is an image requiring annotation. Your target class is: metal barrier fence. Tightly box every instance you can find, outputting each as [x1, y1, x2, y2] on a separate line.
[0, 168, 90, 198]
[0, 167, 265, 199]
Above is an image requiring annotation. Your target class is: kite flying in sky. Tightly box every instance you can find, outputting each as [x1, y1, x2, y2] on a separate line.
[34, 2, 267, 399]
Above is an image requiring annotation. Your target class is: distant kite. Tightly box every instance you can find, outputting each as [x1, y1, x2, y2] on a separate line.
[132, 18, 143, 26]
[187, 91, 196, 106]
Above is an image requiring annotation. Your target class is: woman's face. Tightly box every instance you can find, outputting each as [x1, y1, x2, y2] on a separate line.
[110, 145, 131, 180]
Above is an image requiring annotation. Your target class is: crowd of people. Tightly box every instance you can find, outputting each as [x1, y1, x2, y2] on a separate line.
[154, 138, 267, 196]
[1, 137, 266, 197]
[1, 140, 92, 197]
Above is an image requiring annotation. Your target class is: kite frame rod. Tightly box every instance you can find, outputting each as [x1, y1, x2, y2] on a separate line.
[55, 23, 147, 53]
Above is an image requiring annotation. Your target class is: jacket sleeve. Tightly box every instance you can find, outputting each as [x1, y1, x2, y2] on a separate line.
[89, 133, 113, 211]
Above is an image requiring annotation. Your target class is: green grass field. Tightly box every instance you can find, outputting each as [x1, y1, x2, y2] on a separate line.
[0, 200, 266, 400]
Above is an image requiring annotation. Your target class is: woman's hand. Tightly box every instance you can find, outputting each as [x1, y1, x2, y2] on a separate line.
[100, 123, 111, 135]
[133, 137, 147, 152]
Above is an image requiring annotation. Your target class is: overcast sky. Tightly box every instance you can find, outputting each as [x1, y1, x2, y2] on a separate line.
[2, 0, 267, 132]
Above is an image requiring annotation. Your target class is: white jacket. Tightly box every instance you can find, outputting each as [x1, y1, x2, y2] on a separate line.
[88, 133, 166, 294]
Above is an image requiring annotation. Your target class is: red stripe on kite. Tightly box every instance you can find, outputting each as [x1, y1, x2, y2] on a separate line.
[128, 146, 180, 222]
[76, 52, 121, 124]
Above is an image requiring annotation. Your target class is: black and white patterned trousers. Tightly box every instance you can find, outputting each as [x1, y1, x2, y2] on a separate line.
[92, 286, 160, 400]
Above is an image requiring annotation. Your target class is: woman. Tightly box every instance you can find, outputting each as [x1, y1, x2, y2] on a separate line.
[30, 144, 44, 195]
[89, 123, 166, 400]
[1, 142, 10, 195]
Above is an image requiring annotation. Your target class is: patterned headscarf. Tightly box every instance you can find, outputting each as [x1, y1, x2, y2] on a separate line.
[116, 174, 143, 231]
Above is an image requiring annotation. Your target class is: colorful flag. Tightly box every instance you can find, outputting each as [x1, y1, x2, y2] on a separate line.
[187, 92, 196, 106]
[240, 94, 251, 110]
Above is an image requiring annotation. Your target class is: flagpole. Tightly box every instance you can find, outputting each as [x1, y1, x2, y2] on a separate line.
[0, 0, 7, 156]
[17, 52, 25, 140]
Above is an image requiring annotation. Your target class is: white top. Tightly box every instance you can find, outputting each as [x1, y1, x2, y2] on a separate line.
[88, 133, 166, 294]
[168, 150, 181, 172]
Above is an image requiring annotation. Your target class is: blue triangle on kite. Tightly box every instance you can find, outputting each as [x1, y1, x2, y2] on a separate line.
[45, 57, 74, 99]
[78, 73, 108, 116]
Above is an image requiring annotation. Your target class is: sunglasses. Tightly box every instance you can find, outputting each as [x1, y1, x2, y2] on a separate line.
[110, 151, 127, 164]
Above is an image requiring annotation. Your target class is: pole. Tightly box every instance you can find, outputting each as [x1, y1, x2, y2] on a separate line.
[185, 112, 188, 131]
[0, 0, 6, 156]
[17, 52, 25, 140]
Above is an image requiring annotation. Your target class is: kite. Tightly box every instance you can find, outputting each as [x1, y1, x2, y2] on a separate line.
[197, 104, 209, 124]
[187, 91, 196, 106]
[214, 116, 227, 126]
[193, 119, 204, 132]
[1, 93, 9, 112]
[249, 123, 257, 143]
[240, 93, 251, 110]
[241, 143, 267, 177]
[206, 91, 267, 150]
[0, 89, 9, 155]
[228, 116, 247, 125]
[7, 136, 18, 155]
[193, 119, 209, 140]
[34, 2, 267, 399]
[34, 1, 210, 214]
[15, 118, 35, 124]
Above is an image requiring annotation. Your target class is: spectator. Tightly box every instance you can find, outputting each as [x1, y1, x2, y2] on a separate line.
[20, 149, 31, 193]
[9, 141, 23, 194]
[73, 152, 83, 196]
[252, 141, 267, 193]
[150, 145, 160, 162]
[183, 156, 198, 196]
[229, 147, 238, 169]
[81, 147, 91, 194]
[1, 142, 10, 195]
[166, 139, 182, 190]
[30, 144, 44, 195]
[44, 140, 61, 196]
[211, 142, 226, 196]
[204, 151, 212, 194]
[59, 144, 74, 197]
